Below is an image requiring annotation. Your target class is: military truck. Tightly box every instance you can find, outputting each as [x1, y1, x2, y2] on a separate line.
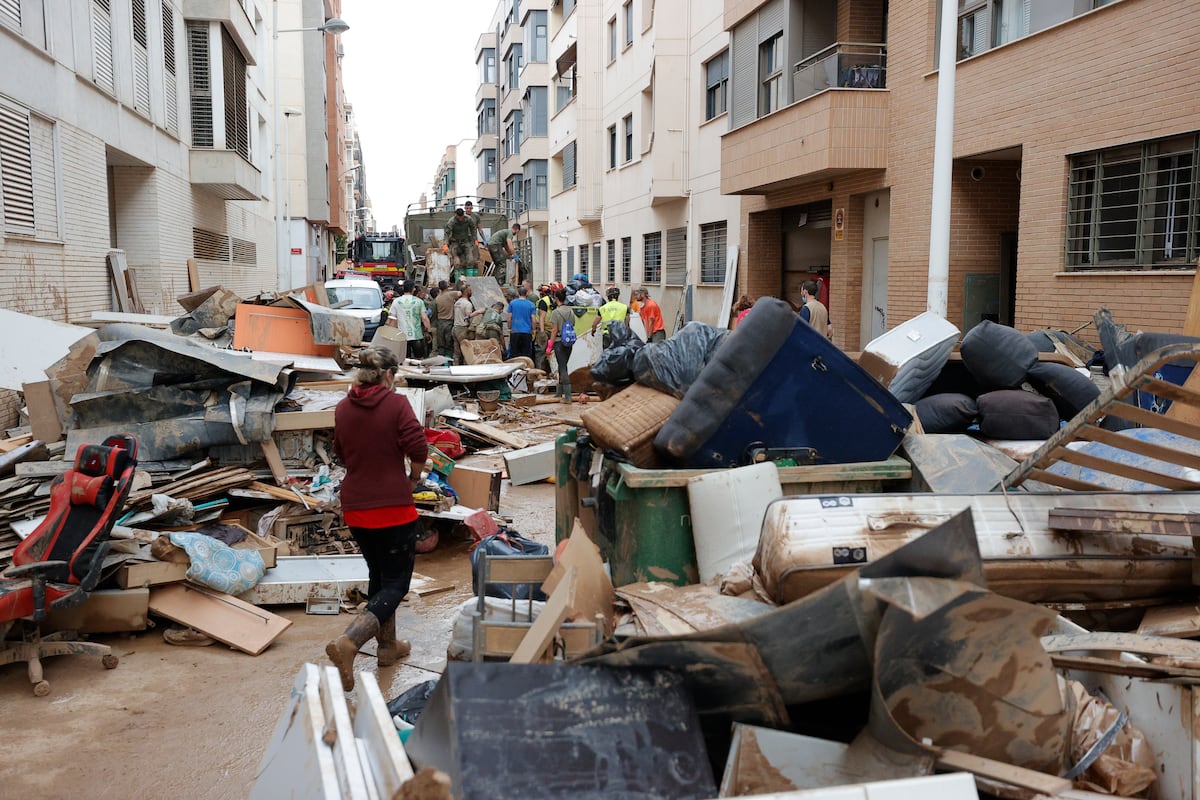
[403, 198, 510, 287]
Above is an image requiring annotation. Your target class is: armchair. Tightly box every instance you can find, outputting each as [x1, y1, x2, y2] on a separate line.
[0, 434, 138, 695]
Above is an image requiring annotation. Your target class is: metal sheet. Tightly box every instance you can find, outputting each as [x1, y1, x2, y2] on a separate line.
[287, 295, 365, 346]
[90, 335, 291, 389]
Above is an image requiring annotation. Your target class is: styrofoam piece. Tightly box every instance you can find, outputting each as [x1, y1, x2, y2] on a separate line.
[504, 440, 556, 485]
[858, 311, 960, 403]
[687, 462, 782, 583]
[0, 308, 93, 391]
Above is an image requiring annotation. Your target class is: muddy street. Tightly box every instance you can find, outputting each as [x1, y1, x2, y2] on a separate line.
[0, 480, 557, 798]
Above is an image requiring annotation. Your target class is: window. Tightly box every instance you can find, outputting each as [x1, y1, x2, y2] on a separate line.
[0, 102, 59, 239]
[665, 227, 686, 285]
[92, 0, 114, 93]
[162, 2, 178, 133]
[561, 141, 576, 190]
[479, 48, 496, 84]
[556, 71, 576, 112]
[579, 245, 588, 280]
[0, 0, 20, 30]
[221, 29, 249, 159]
[186, 22, 213, 147]
[522, 86, 547, 139]
[705, 50, 729, 120]
[563, 0, 576, 18]
[554, 249, 563, 282]
[592, 243, 601, 283]
[606, 239, 616, 282]
[504, 110, 523, 158]
[508, 0, 520, 24]
[643, 232, 662, 283]
[1067, 133, 1200, 270]
[567, 245, 575, 276]
[477, 99, 496, 136]
[508, 44, 524, 93]
[623, 114, 633, 163]
[525, 10, 547, 63]
[700, 221, 728, 283]
[607, 125, 617, 169]
[943, 0, 1096, 62]
[991, 0, 1030, 48]
[623, 1, 633, 46]
[621, 237, 632, 282]
[759, 33, 784, 116]
[608, 18, 617, 62]
[523, 159, 547, 209]
[478, 149, 496, 184]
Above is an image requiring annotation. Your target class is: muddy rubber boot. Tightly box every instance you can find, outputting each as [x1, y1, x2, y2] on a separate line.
[375, 616, 412, 667]
[326, 612, 380, 692]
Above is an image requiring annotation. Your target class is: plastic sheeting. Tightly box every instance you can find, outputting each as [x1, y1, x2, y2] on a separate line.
[633, 322, 727, 399]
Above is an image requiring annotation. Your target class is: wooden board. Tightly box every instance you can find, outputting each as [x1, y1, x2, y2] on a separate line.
[543, 522, 614, 634]
[935, 749, 1070, 796]
[148, 582, 292, 655]
[510, 566, 576, 664]
[1138, 604, 1200, 638]
[1041, 631, 1200, 659]
[453, 420, 531, 450]
[261, 439, 289, 485]
[274, 409, 336, 431]
[186, 258, 201, 293]
[22, 380, 63, 444]
[106, 250, 133, 313]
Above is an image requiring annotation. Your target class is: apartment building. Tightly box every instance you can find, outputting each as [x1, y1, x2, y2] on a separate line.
[722, 0, 1200, 350]
[0, 0, 276, 324]
[431, 141, 477, 211]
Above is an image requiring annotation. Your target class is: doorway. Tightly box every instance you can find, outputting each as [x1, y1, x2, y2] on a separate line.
[868, 237, 889, 341]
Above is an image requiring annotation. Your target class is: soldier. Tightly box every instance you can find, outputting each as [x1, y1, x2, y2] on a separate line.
[487, 222, 522, 284]
[443, 208, 479, 274]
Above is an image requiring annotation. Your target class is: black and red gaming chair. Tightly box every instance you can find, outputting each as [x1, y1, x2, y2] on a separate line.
[0, 434, 138, 696]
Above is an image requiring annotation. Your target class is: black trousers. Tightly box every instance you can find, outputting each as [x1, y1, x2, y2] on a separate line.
[406, 338, 428, 359]
[509, 331, 532, 360]
[350, 519, 419, 623]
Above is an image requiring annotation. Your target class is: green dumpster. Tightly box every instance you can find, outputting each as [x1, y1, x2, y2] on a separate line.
[555, 430, 912, 588]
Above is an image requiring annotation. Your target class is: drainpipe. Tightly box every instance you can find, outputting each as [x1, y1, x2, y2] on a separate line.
[927, 0, 958, 318]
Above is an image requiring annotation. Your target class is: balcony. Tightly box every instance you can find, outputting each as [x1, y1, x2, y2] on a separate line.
[183, 0, 257, 64]
[189, 149, 262, 200]
[721, 42, 889, 196]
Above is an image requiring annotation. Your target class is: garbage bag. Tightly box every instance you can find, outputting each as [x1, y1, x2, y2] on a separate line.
[469, 532, 549, 600]
[633, 322, 728, 399]
[386, 679, 439, 725]
[591, 323, 645, 386]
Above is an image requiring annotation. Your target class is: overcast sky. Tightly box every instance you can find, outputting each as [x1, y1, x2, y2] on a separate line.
[340, 2, 495, 231]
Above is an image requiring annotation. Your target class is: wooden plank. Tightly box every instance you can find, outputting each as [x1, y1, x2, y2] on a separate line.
[106, 251, 133, 313]
[248, 481, 311, 504]
[1024, 467, 1112, 492]
[1041, 631, 1200, 659]
[1047, 653, 1200, 681]
[485, 555, 555, 585]
[87, 311, 176, 327]
[186, 258, 201, 293]
[317, 666, 371, 798]
[14, 461, 69, 477]
[116, 559, 189, 589]
[1074, 424, 1200, 471]
[935, 749, 1070, 796]
[0, 434, 34, 453]
[454, 420, 531, 449]
[124, 267, 145, 314]
[1047, 507, 1200, 537]
[353, 672, 416, 794]
[1108, 402, 1200, 441]
[22, 380, 63, 444]
[509, 565, 576, 664]
[274, 409, 336, 431]
[148, 582, 292, 655]
[1138, 604, 1200, 638]
[1141, 376, 1200, 410]
[261, 439, 290, 486]
[1053, 447, 1200, 490]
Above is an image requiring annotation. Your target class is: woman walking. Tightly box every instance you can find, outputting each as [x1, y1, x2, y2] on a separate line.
[327, 346, 428, 691]
[548, 287, 575, 403]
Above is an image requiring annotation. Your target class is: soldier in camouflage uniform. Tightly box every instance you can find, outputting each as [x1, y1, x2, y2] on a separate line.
[443, 207, 479, 274]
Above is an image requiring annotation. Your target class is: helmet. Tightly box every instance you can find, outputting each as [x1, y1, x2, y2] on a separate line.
[539, 283, 551, 292]
[551, 282, 564, 292]
[606, 287, 620, 300]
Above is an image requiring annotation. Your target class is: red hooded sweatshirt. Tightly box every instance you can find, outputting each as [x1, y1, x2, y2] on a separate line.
[333, 384, 428, 512]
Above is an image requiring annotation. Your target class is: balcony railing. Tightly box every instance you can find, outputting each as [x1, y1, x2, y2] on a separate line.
[792, 42, 887, 104]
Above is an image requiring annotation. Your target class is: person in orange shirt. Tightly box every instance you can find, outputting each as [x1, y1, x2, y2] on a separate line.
[632, 287, 666, 343]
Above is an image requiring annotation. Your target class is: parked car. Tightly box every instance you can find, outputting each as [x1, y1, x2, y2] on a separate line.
[324, 278, 386, 342]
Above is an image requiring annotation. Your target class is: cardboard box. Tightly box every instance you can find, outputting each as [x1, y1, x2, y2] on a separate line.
[448, 465, 502, 511]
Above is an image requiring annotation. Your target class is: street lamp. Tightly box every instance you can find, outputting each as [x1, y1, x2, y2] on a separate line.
[272, 5, 349, 291]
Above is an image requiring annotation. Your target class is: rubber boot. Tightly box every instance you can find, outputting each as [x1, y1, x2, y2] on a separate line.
[376, 616, 412, 667]
[326, 612, 380, 692]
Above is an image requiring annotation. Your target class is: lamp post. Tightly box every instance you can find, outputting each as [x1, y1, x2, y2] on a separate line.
[272, 4, 348, 291]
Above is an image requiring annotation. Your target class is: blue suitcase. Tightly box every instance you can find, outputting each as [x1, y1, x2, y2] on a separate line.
[655, 298, 912, 467]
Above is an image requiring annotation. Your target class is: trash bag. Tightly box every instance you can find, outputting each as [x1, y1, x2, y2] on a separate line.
[469, 532, 550, 600]
[633, 322, 728, 399]
[960, 319, 1038, 390]
[591, 322, 645, 386]
[386, 679, 438, 725]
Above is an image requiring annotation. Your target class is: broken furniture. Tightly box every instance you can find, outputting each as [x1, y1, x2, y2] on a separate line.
[857, 310, 961, 404]
[0, 434, 138, 695]
[471, 551, 600, 662]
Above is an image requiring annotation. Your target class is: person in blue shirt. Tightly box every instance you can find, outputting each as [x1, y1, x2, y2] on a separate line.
[506, 285, 537, 360]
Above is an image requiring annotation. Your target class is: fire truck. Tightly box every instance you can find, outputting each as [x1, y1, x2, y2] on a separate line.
[341, 232, 407, 290]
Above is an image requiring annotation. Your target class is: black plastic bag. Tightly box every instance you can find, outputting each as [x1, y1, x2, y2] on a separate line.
[591, 322, 645, 386]
[386, 679, 438, 725]
[470, 532, 550, 600]
[633, 322, 728, 398]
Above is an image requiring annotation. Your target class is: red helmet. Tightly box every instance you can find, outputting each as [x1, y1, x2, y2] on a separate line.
[551, 282, 564, 291]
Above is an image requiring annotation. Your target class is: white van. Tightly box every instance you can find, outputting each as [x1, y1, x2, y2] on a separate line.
[324, 279, 385, 342]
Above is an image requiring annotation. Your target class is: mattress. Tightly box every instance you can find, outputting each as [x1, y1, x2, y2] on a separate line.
[857, 311, 960, 403]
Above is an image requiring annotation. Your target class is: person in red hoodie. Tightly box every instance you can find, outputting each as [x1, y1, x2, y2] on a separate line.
[326, 346, 429, 691]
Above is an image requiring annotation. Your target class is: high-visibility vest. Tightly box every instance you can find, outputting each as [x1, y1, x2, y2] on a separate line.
[598, 300, 628, 332]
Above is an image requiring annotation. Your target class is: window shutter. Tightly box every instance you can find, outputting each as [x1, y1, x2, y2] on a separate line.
[163, 2, 178, 133]
[187, 22, 213, 147]
[92, 0, 115, 93]
[730, 22, 757, 127]
[222, 29, 249, 159]
[132, 0, 151, 113]
[665, 227, 686, 285]
[30, 116, 59, 240]
[757, 0, 784, 41]
[0, 0, 20, 30]
[562, 140, 576, 189]
[0, 104, 36, 233]
[193, 227, 231, 261]
[592, 243, 601, 283]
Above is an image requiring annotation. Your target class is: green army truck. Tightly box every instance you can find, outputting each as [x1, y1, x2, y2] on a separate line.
[403, 198, 510, 286]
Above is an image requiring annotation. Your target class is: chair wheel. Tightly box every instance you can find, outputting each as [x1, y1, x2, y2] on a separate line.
[102, 654, 119, 670]
[33, 680, 50, 697]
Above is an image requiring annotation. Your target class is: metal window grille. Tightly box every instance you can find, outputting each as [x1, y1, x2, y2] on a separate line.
[0, 103, 36, 233]
[621, 237, 631, 282]
[700, 221, 728, 283]
[554, 249, 563, 282]
[232, 237, 256, 265]
[187, 22, 213, 147]
[643, 231, 661, 283]
[1066, 133, 1200, 270]
[193, 227, 230, 261]
[578, 244, 588, 281]
[92, 0, 115, 93]
[606, 239, 616, 282]
[163, 2, 178, 133]
[0, 0, 20, 30]
[664, 227, 686, 285]
[222, 29, 249, 159]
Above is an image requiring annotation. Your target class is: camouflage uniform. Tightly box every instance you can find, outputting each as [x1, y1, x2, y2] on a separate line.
[443, 215, 479, 270]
